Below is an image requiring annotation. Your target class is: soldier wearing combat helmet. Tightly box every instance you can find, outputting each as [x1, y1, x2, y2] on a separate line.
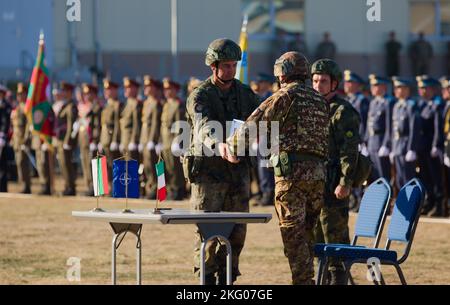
[225, 52, 329, 284]
[185, 38, 260, 285]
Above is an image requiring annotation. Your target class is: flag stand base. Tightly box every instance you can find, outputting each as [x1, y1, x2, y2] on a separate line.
[152, 208, 163, 214]
[122, 209, 134, 214]
[91, 207, 105, 213]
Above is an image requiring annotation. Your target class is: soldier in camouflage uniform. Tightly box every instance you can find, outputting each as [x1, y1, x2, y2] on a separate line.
[311, 59, 360, 285]
[11, 83, 32, 193]
[99, 79, 122, 181]
[185, 38, 260, 284]
[140, 76, 162, 199]
[78, 83, 102, 196]
[226, 52, 329, 285]
[120, 77, 142, 161]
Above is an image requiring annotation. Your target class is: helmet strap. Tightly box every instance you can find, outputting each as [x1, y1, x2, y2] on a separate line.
[214, 63, 234, 85]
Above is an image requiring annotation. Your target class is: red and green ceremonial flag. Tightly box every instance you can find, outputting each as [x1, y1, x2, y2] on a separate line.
[155, 160, 167, 202]
[91, 156, 109, 196]
[24, 31, 55, 144]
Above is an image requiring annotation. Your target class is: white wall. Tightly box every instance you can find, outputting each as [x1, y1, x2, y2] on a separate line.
[305, 0, 410, 54]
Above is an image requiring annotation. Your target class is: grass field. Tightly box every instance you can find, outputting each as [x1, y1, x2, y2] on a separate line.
[1, 178, 449, 285]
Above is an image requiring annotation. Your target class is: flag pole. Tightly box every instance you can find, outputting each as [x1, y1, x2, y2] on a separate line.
[153, 153, 163, 214]
[123, 151, 133, 213]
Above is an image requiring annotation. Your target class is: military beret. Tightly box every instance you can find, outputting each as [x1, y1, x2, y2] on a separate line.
[163, 78, 180, 90]
[439, 76, 450, 89]
[343, 70, 365, 83]
[392, 76, 413, 88]
[123, 77, 140, 88]
[103, 78, 119, 89]
[16, 82, 28, 94]
[416, 75, 440, 88]
[59, 81, 75, 91]
[82, 83, 98, 94]
[143, 75, 163, 88]
[369, 74, 390, 86]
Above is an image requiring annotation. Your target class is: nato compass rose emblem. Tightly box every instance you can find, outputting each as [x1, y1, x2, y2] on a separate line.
[119, 173, 132, 186]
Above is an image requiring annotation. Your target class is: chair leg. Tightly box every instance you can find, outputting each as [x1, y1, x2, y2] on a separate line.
[394, 263, 407, 285]
[343, 261, 352, 285]
[315, 256, 324, 285]
[342, 261, 355, 285]
[321, 259, 330, 285]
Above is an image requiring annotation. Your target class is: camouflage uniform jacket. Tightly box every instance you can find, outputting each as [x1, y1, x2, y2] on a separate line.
[228, 80, 329, 181]
[186, 77, 260, 183]
[328, 95, 361, 187]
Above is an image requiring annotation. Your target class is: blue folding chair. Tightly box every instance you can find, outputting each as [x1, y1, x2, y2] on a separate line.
[315, 178, 392, 285]
[322, 178, 425, 285]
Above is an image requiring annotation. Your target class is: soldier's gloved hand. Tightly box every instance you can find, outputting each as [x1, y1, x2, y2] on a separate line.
[251, 140, 259, 155]
[431, 147, 443, 161]
[128, 142, 138, 151]
[89, 142, 97, 152]
[155, 143, 163, 155]
[378, 146, 390, 157]
[20, 144, 27, 151]
[41, 143, 49, 151]
[171, 142, 182, 156]
[445, 155, 450, 168]
[119, 143, 124, 153]
[359, 144, 369, 157]
[146, 141, 155, 151]
[405, 150, 417, 162]
[389, 152, 395, 164]
[0, 137, 5, 148]
[63, 143, 71, 150]
[138, 143, 144, 153]
[110, 142, 119, 152]
[97, 143, 103, 153]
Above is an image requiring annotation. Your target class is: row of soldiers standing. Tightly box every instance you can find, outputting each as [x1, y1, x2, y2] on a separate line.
[342, 70, 450, 217]
[6, 76, 188, 200]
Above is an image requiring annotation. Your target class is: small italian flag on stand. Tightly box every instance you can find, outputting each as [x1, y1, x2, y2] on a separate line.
[154, 159, 166, 213]
[91, 155, 109, 212]
[156, 160, 167, 202]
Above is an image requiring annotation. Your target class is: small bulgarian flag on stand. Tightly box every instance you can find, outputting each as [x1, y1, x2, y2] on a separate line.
[91, 155, 109, 212]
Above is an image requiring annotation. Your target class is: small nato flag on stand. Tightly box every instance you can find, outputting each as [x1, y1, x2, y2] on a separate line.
[112, 159, 139, 198]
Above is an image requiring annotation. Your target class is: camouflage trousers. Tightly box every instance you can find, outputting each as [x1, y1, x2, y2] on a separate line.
[191, 174, 250, 280]
[314, 201, 350, 272]
[275, 176, 324, 285]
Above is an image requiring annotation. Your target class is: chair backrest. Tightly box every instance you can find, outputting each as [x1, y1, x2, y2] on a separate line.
[386, 178, 425, 263]
[352, 178, 392, 247]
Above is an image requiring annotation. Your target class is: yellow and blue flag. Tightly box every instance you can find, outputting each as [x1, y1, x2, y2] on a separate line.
[235, 15, 248, 85]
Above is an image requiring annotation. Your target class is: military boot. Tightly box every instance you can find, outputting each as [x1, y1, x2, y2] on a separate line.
[258, 191, 274, 206]
[204, 273, 217, 285]
[217, 272, 237, 285]
[21, 186, 31, 194]
[329, 270, 347, 285]
[38, 185, 51, 196]
[427, 200, 443, 217]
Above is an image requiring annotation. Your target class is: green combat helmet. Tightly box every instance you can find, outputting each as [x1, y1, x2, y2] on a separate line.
[311, 59, 343, 84]
[273, 51, 310, 81]
[205, 38, 242, 66]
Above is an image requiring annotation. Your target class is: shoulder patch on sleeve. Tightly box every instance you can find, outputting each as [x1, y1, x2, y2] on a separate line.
[346, 131, 354, 138]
